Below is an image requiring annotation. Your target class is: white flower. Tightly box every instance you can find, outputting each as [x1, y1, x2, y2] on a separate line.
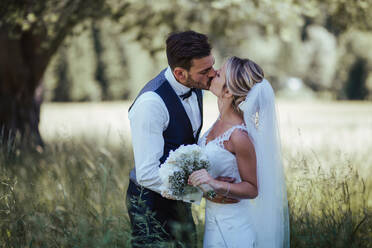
[158, 144, 212, 203]
[159, 162, 181, 188]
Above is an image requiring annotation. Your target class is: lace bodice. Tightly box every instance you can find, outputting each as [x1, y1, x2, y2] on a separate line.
[198, 122, 248, 183]
[199, 123, 247, 148]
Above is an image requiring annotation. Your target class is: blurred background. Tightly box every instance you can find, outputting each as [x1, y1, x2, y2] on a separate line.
[1, 0, 371, 247]
[43, 2, 372, 103]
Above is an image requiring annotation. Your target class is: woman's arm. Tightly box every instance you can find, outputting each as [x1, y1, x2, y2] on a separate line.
[189, 129, 258, 199]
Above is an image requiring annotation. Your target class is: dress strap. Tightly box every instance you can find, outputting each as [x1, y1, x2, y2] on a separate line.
[215, 124, 247, 149]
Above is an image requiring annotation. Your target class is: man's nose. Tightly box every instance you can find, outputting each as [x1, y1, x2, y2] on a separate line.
[208, 68, 217, 77]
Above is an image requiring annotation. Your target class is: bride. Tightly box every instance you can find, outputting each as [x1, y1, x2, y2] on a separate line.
[188, 56, 290, 248]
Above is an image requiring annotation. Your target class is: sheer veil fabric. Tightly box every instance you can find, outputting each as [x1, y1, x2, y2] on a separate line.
[239, 79, 290, 248]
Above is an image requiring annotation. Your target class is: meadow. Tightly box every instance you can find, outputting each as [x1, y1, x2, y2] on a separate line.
[1, 97, 371, 247]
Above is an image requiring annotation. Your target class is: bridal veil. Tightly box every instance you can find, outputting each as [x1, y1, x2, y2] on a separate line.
[239, 79, 290, 248]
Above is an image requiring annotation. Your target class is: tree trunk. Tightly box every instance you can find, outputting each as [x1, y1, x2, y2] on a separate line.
[92, 21, 110, 101]
[344, 58, 368, 100]
[0, 28, 49, 150]
[53, 46, 72, 102]
[0, 1, 110, 151]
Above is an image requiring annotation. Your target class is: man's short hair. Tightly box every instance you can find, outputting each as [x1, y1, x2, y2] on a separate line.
[166, 31, 212, 71]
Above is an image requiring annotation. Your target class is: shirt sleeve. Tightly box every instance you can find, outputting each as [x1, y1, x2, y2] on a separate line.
[128, 92, 169, 194]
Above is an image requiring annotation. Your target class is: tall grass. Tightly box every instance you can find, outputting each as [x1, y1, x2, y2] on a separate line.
[284, 149, 371, 248]
[1, 139, 133, 247]
[1, 100, 372, 247]
[1, 137, 370, 247]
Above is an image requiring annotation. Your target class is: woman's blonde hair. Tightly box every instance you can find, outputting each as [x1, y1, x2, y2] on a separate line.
[225, 56, 264, 115]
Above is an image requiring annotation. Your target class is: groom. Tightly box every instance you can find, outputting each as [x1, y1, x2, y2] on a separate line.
[126, 31, 216, 247]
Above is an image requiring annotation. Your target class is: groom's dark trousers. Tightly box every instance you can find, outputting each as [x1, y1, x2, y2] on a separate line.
[126, 181, 196, 248]
[126, 69, 203, 248]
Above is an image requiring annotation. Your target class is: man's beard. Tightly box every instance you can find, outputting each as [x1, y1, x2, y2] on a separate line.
[186, 77, 212, 90]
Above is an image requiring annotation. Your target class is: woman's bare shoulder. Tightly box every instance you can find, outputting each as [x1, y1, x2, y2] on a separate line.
[229, 128, 255, 153]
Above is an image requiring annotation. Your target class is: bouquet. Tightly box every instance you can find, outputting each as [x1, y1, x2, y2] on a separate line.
[159, 144, 216, 204]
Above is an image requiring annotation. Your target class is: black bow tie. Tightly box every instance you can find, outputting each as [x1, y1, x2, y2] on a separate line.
[179, 88, 196, 100]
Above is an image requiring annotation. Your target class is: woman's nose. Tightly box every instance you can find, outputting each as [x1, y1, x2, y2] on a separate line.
[208, 68, 217, 78]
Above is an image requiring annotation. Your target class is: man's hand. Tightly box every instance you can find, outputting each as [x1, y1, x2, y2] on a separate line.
[209, 176, 239, 204]
[215, 176, 236, 183]
[206, 194, 239, 204]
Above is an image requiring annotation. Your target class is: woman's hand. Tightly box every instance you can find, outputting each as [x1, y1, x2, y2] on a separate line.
[188, 169, 215, 187]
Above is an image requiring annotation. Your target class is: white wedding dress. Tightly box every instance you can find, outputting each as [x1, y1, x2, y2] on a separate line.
[199, 123, 256, 248]
[198, 80, 290, 248]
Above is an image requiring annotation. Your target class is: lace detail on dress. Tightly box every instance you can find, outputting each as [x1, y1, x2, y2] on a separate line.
[214, 125, 247, 149]
[199, 125, 212, 147]
[199, 121, 248, 149]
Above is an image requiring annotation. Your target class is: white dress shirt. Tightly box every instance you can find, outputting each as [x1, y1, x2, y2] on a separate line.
[128, 67, 202, 193]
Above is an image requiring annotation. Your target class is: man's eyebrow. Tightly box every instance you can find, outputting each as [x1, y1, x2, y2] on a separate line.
[199, 67, 212, 73]
[199, 58, 215, 73]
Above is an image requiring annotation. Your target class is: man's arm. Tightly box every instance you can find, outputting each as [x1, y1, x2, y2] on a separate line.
[128, 92, 169, 194]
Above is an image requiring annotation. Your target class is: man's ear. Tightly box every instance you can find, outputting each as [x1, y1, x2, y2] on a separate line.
[173, 67, 188, 83]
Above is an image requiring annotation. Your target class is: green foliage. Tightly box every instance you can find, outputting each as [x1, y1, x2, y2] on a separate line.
[334, 31, 372, 100]
[2, 97, 372, 248]
[2, 0, 372, 100]
[0, 137, 371, 247]
[0, 0, 111, 45]
[309, 0, 372, 36]
[285, 150, 371, 248]
[0, 139, 134, 247]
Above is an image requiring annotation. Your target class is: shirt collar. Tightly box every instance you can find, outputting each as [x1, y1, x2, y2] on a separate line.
[164, 66, 191, 95]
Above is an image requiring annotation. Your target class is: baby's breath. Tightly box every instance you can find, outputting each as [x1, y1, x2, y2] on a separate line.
[159, 144, 215, 200]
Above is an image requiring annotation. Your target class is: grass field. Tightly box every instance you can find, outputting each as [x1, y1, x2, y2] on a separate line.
[1, 97, 371, 247]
